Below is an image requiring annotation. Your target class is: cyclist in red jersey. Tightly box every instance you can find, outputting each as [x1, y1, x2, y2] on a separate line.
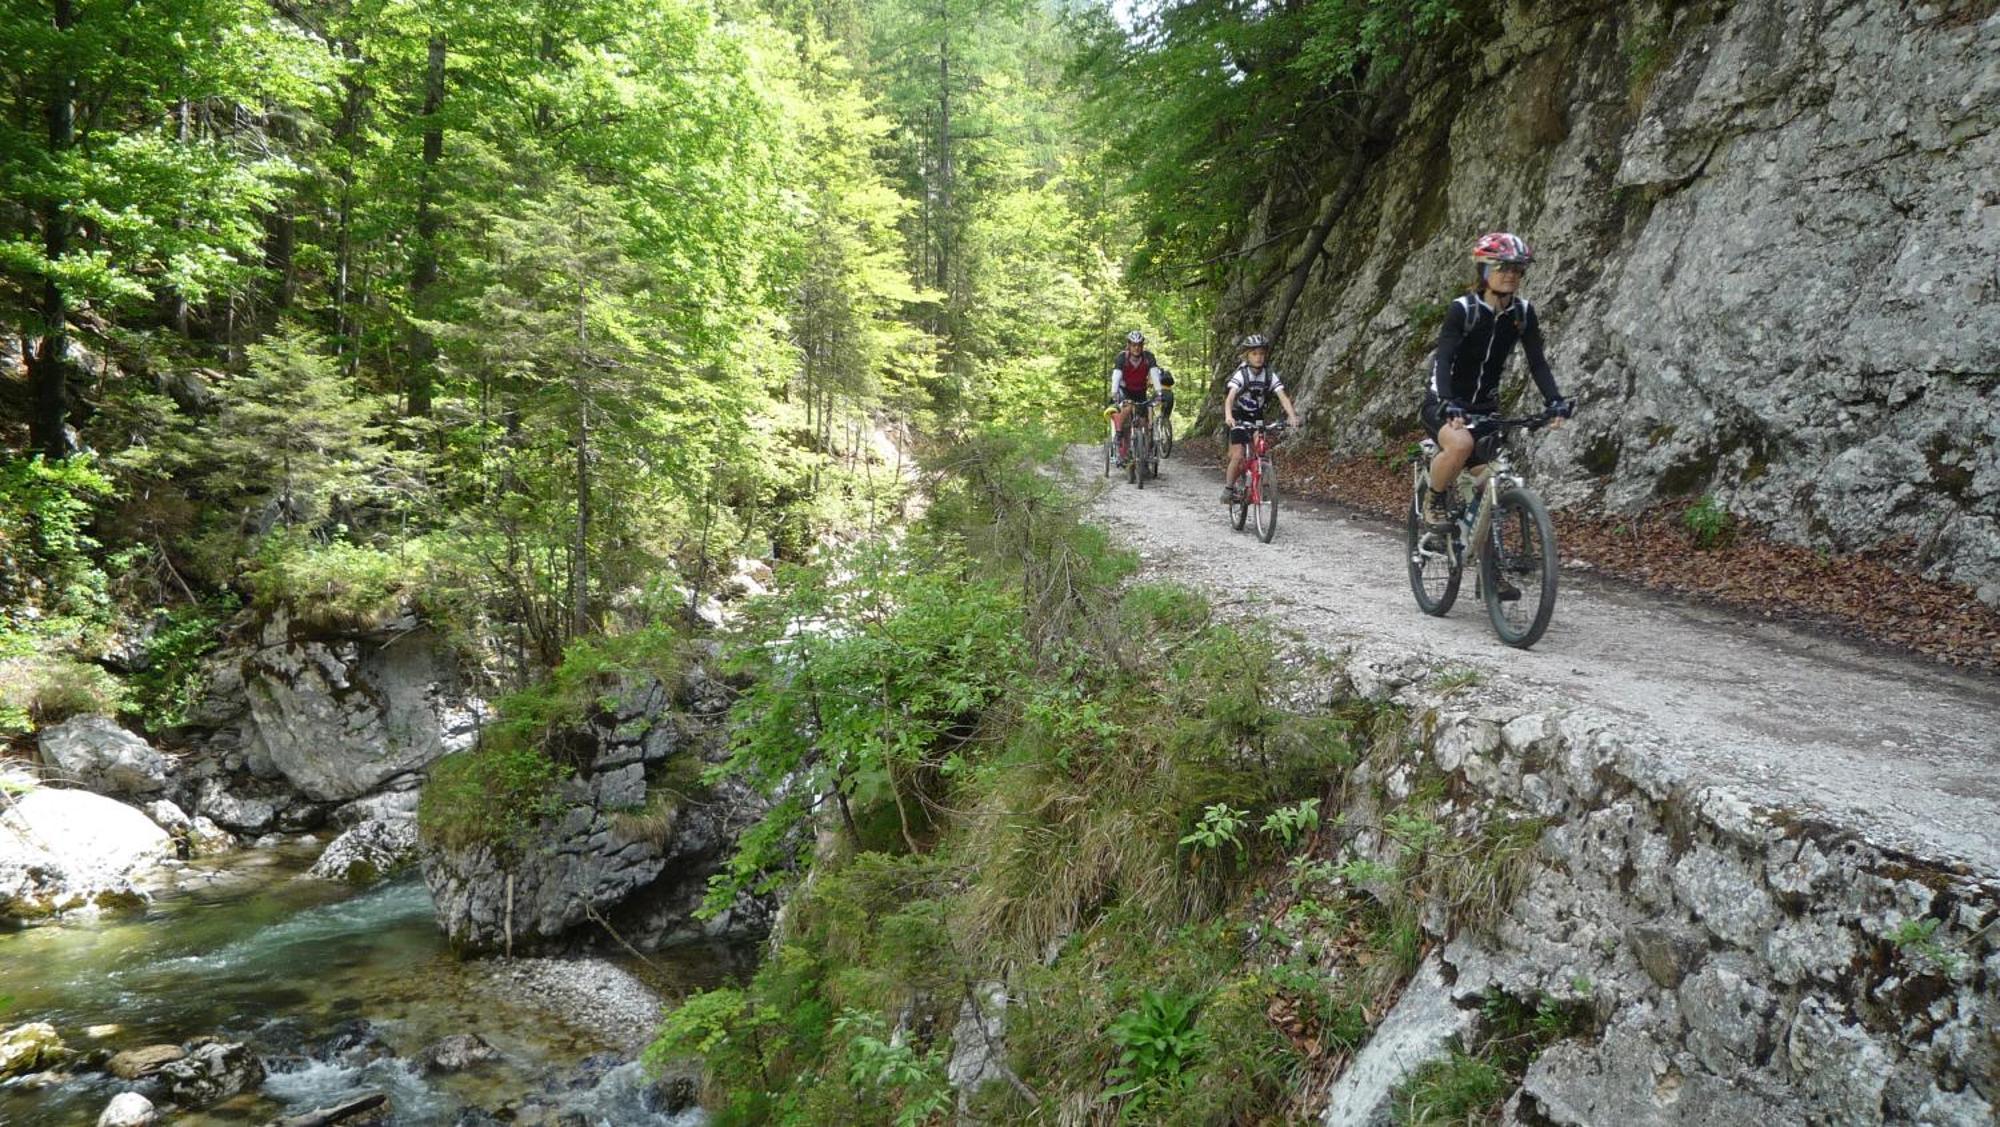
[1108, 330, 1164, 465]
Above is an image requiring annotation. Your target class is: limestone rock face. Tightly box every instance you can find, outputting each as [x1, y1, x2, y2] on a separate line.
[37, 716, 170, 796]
[243, 609, 483, 802]
[0, 788, 171, 921]
[421, 658, 771, 953]
[1235, 0, 2000, 587]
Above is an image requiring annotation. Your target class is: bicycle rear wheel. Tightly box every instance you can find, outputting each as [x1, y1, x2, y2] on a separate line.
[1160, 416, 1174, 458]
[1230, 474, 1249, 530]
[1103, 428, 1113, 477]
[1481, 486, 1558, 648]
[1253, 457, 1277, 542]
[1407, 474, 1461, 616]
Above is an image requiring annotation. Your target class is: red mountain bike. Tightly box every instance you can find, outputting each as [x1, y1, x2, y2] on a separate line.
[1228, 420, 1287, 543]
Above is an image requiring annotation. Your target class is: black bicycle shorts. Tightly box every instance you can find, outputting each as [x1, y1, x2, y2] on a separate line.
[1419, 400, 1502, 467]
[1227, 415, 1265, 447]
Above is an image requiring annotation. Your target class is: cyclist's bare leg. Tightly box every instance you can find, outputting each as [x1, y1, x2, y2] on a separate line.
[1114, 403, 1133, 459]
[1225, 442, 1247, 488]
[1429, 419, 1474, 493]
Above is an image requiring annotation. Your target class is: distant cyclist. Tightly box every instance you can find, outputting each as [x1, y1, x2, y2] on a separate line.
[1419, 232, 1572, 526]
[1221, 334, 1299, 502]
[1108, 330, 1163, 466]
[1157, 367, 1175, 426]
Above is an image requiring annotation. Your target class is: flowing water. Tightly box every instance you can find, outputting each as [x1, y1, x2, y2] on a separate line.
[0, 846, 733, 1126]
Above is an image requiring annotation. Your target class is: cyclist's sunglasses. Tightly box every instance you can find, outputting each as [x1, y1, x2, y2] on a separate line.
[1493, 262, 1529, 276]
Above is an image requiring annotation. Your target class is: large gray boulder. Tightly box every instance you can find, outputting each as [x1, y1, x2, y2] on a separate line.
[308, 799, 418, 884]
[157, 1040, 264, 1107]
[37, 716, 169, 796]
[422, 662, 769, 953]
[243, 609, 483, 802]
[0, 787, 171, 921]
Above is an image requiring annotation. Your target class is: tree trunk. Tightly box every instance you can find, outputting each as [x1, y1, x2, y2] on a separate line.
[28, 0, 77, 461]
[569, 284, 590, 640]
[406, 35, 446, 417]
[331, 66, 368, 372]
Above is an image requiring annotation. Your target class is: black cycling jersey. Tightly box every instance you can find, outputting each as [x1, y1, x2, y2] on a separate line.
[1427, 292, 1561, 411]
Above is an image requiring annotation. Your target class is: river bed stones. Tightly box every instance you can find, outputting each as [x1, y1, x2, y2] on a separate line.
[420, 1032, 499, 1074]
[0, 1022, 71, 1077]
[107, 1043, 187, 1080]
[96, 1091, 158, 1126]
[157, 1039, 265, 1107]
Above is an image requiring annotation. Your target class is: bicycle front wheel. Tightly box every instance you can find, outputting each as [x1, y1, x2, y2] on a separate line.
[1481, 486, 1558, 648]
[1133, 427, 1150, 489]
[1160, 417, 1174, 458]
[1103, 431, 1113, 477]
[1407, 477, 1461, 616]
[1253, 457, 1277, 542]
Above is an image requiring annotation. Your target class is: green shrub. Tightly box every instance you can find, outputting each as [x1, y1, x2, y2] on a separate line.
[245, 530, 432, 630]
[1393, 1050, 1508, 1124]
[0, 454, 117, 643]
[129, 595, 238, 731]
[1683, 494, 1733, 549]
[0, 653, 129, 734]
[417, 740, 570, 853]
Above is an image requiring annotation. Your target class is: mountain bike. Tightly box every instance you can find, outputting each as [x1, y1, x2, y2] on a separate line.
[1406, 410, 1559, 648]
[1228, 420, 1286, 543]
[1158, 396, 1175, 458]
[1126, 398, 1160, 488]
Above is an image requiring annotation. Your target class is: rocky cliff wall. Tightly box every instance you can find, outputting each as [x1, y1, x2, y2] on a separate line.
[421, 656, 773, 955]
[1301, 639, 2000, 1125]
[1228, 0, 2000, 590]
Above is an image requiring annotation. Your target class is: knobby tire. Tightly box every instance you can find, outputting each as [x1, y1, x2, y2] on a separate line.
[1407, 471, 1461, 615]
[1253, 456, 1277, 542]
[1482, 486, 1558, 648]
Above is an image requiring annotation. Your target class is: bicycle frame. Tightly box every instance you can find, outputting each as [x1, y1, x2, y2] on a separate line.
[1239, 422, 1277, 499]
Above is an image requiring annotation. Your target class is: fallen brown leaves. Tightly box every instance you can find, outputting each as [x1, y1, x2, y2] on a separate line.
[1177, 435, 2000, 674]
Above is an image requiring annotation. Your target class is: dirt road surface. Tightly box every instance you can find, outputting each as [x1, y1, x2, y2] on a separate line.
[1078, 448, 2000, 873]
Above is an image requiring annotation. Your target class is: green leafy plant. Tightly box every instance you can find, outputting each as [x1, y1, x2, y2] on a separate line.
[1285, 855, 1340, 897]
[1106, 989, 1207, 1103]
[1384, 811, 1445, 854]
[1889, 917, 1964, 975]
[1432, 666, 1484, 694]
[1684, 494, 1734, 549]
[1260, 797, 1321, 848]
[833, 1010, 954, 1127]
[1180, 803, 1249, 853]
[1393, 1049, 1508, 1124]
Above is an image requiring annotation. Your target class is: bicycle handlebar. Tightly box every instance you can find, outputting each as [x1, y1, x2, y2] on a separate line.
[1461, 409, 1556, 430]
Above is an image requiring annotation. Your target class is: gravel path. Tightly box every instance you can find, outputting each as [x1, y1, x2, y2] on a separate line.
[1079, 447, 2000, 872]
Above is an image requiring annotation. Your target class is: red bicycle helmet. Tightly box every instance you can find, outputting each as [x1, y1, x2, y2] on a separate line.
[1471, 232, 1534, 266]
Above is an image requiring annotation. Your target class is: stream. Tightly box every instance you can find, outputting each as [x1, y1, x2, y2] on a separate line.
[0, 844, 733, 1126]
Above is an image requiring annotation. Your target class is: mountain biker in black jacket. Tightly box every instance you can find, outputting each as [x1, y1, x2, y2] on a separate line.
[1420, 232, 1573, 526]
